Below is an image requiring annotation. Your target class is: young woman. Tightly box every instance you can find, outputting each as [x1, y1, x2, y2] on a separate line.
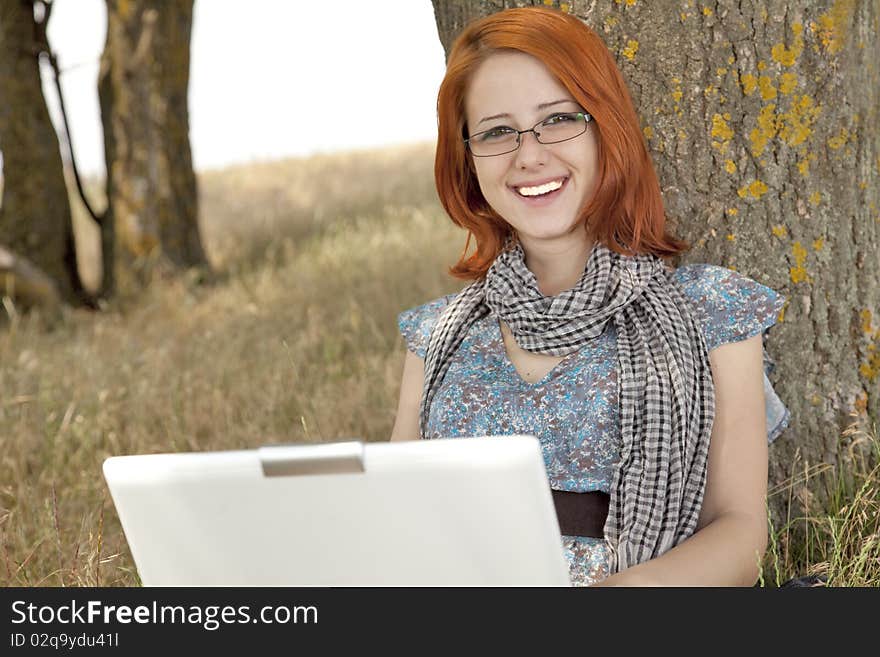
[390, 6, 790, 586]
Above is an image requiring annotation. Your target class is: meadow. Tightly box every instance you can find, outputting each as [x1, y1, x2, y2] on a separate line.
[1, 142, 876, 586]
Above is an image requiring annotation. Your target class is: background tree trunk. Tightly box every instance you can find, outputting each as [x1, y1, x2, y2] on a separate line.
[98, 0, 207, 292]
[0, 243, 61, 313]
[0, 0, 83, 305]
[430, 0, 880, 526]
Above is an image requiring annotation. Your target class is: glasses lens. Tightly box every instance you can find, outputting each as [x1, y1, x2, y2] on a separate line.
[535, 112, 589, 145]
[468, 128, 519, 156]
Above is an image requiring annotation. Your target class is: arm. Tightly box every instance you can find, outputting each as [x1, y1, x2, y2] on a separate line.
[389, 349, 425, 442]
[594, 333, 769, 586]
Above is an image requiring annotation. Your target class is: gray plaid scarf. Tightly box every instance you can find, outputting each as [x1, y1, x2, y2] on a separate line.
[419, 241, 715, 573]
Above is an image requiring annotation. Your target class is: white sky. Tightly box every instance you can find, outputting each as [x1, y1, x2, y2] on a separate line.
[39, 0, 447, 176]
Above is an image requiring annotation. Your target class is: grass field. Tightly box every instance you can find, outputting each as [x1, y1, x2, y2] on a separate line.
[1, 142, 876, 586]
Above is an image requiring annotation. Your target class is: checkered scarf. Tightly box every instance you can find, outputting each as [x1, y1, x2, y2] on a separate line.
[419, 241, 715, 573]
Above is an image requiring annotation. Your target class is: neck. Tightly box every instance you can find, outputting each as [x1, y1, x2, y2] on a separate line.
[519, 232, 596, 297]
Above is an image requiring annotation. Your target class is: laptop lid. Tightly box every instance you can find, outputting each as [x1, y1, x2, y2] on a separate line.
[102, 435, 571, 586]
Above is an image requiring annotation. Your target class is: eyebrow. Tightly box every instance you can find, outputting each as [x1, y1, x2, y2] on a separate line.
[476, 99, 576, 126]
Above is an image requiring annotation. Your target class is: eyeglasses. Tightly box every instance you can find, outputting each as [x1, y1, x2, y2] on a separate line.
[464, 111, 593, 157]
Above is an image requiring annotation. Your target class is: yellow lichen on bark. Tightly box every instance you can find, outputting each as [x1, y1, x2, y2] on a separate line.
[740, 73, 758, 95]
[772, 225, 788, 237]
[853, 389, 869, 415]
[797, 151, 816, 176]
[671, 77, 683, 116]
[711, 113, 733, 152]
[749, 104, 778, 156]
[758, 76, 777, 100]
[860, 309, 879, 337]
[813, 237, 824, 251]
[778, 95, 821, 147]
[827, 128, 850, 149]
[860, 350, 880, 382]
[771, 23, 804, 66]
[814, 0, 856, 55]
[724, 159, 736, 173]
[622, 40, 639, 60]
[777, 299, 789, 323]
[790, 242, 811, 283]
[779, 72, 798, 95]
[737, 180, 769, 199]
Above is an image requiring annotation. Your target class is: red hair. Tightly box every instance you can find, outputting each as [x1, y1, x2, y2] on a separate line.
[435, 6, 689, 280]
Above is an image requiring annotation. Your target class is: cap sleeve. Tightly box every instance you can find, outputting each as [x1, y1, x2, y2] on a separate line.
[672, 264, 786, 352]
[397, 295, 455, 359]
[672, 264, 790, 444]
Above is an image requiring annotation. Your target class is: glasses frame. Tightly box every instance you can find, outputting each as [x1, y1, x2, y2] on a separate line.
[464, 111, 593, 157]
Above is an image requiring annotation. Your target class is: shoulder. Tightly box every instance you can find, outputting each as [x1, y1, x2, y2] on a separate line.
[670, 263, 787, 352]
[397, 294, 458, 358]
[671, 263, 791, 443]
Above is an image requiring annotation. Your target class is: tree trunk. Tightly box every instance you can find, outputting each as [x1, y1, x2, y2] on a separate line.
[0, 0, 83, 305]
[98, 0, 207, 292]
[0, 242, 61, 313]
[430, 1, 880, 525]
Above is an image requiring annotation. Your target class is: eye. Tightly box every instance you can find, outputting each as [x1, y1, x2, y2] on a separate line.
[476, 126, 516, 142]
[542, 112, 578, 126]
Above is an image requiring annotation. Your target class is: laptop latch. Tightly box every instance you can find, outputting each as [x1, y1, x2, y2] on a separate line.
[258, 441, 366, 477]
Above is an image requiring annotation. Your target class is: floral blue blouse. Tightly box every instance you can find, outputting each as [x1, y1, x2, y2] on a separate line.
[398, 263, 790, 586]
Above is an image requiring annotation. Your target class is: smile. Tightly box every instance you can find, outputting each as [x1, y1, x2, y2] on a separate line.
[512, 176, 568, 199]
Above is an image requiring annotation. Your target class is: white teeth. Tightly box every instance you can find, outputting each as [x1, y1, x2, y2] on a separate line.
[517, 179, 564, 197]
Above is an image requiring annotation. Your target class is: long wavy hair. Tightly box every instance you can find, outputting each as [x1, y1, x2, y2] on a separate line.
[435, 6, 688, 281]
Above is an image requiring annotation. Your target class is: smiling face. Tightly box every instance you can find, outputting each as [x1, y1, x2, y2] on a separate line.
[464, 51, 599, 255]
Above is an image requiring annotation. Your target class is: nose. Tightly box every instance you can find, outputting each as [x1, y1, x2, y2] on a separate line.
[513, 129, 548, 169]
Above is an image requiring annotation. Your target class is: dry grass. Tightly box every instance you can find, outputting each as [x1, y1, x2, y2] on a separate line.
[1, 141, 877, 587]
[1, 142, 462, 586]
[760, 415, 879, 587]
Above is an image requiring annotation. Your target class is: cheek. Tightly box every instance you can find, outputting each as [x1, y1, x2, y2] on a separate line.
[560, 139, 598, 173]
[472, 160, 507, 200]
[582, 136, 601, 175]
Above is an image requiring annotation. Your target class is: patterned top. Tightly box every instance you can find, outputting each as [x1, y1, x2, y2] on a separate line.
[397, 263, 790, 586]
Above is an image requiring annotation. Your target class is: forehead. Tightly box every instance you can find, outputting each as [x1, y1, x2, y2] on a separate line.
[464, 51, 575, 122]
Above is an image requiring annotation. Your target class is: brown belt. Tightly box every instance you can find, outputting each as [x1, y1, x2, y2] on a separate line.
[551, 490, 609, 538]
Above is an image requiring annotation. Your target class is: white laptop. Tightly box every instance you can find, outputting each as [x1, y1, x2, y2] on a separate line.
[102, 435, 572, 586]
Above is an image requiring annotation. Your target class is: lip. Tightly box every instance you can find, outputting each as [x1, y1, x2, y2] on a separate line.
[509, 175, 569, 191]
[509, 175, 569, 205]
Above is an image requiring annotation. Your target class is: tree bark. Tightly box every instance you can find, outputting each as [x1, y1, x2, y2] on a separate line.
[0, 0, 83, 304]
[0, 242, 61, 312]
[430, 1, 880, 525]
[98, 0, 207, 292]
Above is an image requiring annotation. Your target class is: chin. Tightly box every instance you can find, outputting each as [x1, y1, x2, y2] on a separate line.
[514, 219, 581, 241]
